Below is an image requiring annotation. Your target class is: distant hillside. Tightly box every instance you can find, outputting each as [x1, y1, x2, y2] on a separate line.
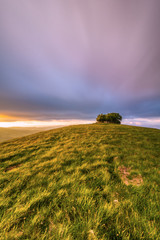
[0, 124, 159, 239]
[0, 126, 64, 142]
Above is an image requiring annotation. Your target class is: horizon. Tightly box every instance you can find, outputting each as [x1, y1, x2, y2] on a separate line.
[0, 1, 160, 128]
[0, 117, 160, 129]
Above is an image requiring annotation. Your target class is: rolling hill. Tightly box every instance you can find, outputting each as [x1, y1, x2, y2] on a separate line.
[0, 124, 160, 239]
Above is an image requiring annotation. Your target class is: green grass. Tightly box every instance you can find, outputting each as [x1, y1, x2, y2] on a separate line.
[0, 123, 160, 239]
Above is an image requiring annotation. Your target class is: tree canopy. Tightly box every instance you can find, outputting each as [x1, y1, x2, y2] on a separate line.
[96, 114, 107, 123]
[96, 113, 122, 124]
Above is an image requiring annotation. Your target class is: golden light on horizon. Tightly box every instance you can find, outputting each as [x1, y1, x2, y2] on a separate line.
[0, 119, 94, 128]
[0, 114, 19, 121]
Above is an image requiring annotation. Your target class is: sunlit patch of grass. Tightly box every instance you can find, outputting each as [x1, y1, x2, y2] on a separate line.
[0, 123, 160, 239]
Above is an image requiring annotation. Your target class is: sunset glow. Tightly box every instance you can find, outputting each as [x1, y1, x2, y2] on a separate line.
[0, 120, 94, 128]
[0, 1, 160, 128]
[0, 117, 160, 129]
[0, 114, 21, 121]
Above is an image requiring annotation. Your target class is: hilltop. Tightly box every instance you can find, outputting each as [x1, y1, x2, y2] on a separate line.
[0, 124, 160, 239]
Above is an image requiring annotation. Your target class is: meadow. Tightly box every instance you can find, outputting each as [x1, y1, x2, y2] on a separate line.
[0, 123, 159, 239]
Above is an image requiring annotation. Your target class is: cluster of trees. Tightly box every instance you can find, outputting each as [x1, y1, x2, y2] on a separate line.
[96, 113, 122, 124]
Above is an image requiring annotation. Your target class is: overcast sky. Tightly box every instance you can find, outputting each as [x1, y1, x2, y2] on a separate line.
[0, 0, 160, 127]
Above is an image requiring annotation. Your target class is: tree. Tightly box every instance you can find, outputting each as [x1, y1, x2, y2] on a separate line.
[96, 112, 122, 124]
[105, 113, 122, 124]
[96, 113, 107, 122]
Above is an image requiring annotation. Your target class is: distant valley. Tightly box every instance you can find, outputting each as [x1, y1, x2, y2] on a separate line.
[0, 126, 64, 142]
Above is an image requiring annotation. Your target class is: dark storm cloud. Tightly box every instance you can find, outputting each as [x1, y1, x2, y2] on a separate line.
[0, 0, 160, 121]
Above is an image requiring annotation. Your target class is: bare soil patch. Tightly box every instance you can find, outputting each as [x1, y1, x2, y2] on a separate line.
[119, 166, 143, 186]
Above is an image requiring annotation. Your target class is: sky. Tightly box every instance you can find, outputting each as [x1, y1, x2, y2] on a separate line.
[0, 0, 160, 128]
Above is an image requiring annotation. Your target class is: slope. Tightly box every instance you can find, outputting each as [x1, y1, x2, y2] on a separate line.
[0, 124, 160, 240]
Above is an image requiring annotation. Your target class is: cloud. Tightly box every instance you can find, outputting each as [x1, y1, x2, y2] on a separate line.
[0, 0, 160, 125]
[123, 117, 160, 129]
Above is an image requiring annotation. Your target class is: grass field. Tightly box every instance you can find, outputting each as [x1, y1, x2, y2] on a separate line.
[0, 123, 160, 239]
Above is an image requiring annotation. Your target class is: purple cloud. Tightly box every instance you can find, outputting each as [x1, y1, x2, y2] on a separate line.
[0, 0, 160, 127]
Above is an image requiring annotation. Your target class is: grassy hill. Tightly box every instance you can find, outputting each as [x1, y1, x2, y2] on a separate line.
[0, 124, 159, 240]
[0, 126, 64, 143]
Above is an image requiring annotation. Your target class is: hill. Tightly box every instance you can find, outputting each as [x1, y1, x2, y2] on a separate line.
[0, 124, 160, 239]
[0, 126, 64, 142]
